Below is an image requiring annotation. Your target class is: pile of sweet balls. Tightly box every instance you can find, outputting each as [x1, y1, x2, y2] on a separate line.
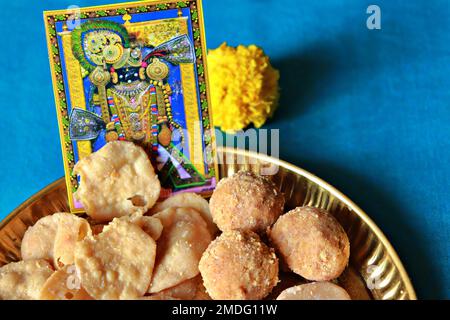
[201, 171, 351, 300]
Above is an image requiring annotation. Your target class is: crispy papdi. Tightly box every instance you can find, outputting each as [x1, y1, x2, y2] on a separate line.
[0, 259, 54, 300]
[53, 214, 92, 269]
[118, 214, 163, 241]
[40, 265, 92, 300]
[21, 214, 60, 262]
[150, 193, 217, 235]
[21, 213, 91, 268]
[75, 219, 156, 299]
[74, 141, 161, 222]
[276, 282, 351, 300]
[149, 208, 212, 293]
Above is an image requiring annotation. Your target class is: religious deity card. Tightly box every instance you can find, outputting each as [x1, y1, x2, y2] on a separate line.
[44, 0, 217, 213]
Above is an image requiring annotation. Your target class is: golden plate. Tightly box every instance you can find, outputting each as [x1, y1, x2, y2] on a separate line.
[0, 147, 416, 300]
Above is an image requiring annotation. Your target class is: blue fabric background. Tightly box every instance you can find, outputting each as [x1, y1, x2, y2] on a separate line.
[0, 0, 448, 299]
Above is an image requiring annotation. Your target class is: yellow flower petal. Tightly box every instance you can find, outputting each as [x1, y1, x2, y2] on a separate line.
[207, 43, 280, 133]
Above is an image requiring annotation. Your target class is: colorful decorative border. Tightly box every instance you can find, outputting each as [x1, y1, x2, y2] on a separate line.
[44, 0, 218, 213]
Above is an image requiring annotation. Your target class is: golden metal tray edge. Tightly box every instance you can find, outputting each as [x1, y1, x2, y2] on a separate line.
[218, 148, 416, 300]
[0, 147, 417, 300]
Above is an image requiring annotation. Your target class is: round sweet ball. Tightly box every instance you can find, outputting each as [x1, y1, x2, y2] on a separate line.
[269, 206, 350, 281]
[209, 171, 285, 233]
[276, 282, 351, 300]
[199, 230, 279, 300]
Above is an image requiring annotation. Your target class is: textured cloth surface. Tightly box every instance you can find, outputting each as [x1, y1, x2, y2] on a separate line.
[0, 0, 448, 299]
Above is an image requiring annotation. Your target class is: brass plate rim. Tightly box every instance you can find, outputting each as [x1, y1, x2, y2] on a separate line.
[217, 147, 417, 300]
[0, 147, 417, 300]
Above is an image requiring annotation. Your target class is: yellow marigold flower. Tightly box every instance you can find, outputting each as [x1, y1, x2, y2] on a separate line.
[207, 43, 280, 133]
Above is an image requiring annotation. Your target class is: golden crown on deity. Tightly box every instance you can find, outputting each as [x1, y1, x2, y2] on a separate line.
[71, 19, 195, 78]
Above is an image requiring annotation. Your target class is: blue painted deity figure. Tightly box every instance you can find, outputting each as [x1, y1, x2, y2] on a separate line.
[68, 20, 205, 190]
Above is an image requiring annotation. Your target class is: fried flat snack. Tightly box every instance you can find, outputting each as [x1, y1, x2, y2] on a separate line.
[21, 214, 60, 262]
[21, 213, 91, 268]
[199, 230, 279, 300]
[74, 141, 161, 222]
[150, 193, 217, 235]
[75, 219, 156, 300]
[40, 265, 92, 300]
[149, 208, 212, 293]
[53, 214, 92, 269]
[119, 214, 163, 241]
[0, 259, 54, 300]
[148, 275, 210, 300]
[276, 282, 351, 300]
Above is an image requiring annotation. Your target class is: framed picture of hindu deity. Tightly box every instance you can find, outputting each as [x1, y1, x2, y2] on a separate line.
[44, 0, 217, 213]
